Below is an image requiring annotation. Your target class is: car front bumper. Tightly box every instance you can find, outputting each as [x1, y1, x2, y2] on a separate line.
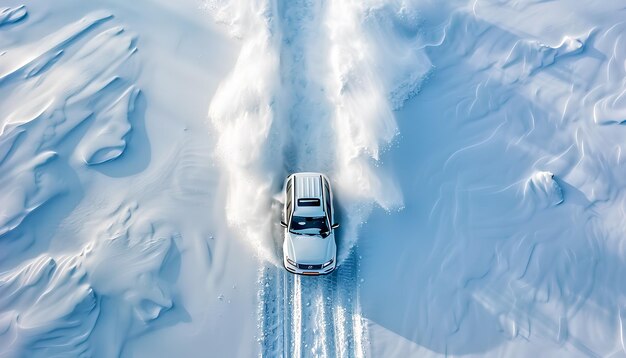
[283, 258, 336, 276]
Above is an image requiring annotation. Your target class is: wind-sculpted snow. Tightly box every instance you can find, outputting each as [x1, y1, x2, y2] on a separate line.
[0, 12, 138, 239]
[500, 35, 586, 79]
[0, 203, 175, 357]
[206, 0, 430, 263]
[4, 0, 626, 356]
[524, 171, 563, 208]
[0, 5, 27, 27]
[0, 255, 99, 357]
[592, 22, 626, 126]
[83, 203, 175, 324]
[78, 86, 140, 165]
[0, 8, 181, 357]
[0, 151, 60, 237]
[0, 11, 113, 81]
[360, 2, 626, 356]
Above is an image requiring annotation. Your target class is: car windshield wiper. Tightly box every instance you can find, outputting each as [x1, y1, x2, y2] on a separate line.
[290, 230, 321, 237]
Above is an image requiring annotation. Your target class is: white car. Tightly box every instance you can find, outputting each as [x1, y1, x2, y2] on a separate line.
[281, 172, 339, 275]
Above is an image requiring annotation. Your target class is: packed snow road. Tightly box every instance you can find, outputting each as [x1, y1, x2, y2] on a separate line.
[258, 254, 364, 358]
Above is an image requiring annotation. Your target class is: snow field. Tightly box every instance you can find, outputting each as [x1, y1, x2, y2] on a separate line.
[2, 0, 626, 356]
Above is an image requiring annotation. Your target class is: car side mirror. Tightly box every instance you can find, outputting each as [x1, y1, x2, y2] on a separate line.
[280, 221, 288, 228]
[332, 223, 340, 229]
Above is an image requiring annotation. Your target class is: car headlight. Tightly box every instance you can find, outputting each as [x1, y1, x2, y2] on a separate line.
[322, 259, 334, 268]
[286, 258, 296, 266]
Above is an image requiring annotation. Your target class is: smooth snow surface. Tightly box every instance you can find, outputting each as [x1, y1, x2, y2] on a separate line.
[2, 0, 626, 357]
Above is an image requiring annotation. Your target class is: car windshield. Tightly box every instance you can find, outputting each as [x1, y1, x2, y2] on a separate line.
[290, 216, 329, 236]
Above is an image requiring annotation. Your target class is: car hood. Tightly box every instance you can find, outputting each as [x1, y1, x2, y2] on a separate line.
[285, 232, 335, 264]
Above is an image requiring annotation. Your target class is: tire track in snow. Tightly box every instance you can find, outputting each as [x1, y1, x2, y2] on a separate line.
[291, 273, 333, 357]
[259, 250, 364, 358]
[332, 253, 362, 358]
[275, 0, 334, 173]
[258, 1, 363, 356]
[270, 0, 364, 348]
[258, 265, 286, 356]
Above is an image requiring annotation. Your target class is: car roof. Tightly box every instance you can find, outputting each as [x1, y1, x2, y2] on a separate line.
[292, 173, 325, 217]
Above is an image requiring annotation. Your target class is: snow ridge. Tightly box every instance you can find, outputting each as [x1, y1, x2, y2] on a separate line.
[0, 5, 28, 27]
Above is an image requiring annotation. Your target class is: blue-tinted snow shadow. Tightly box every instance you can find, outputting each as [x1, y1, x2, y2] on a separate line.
[552, 176, 593, 208]
[138, 240, 190, 331]
[0, 92, 150, 269]
[358, 11, 610, 356]
[90, 91, 151, 177]
[359, 68, 509, 355]
[91, 240, 190, 357]
[0, 112, 94, 269]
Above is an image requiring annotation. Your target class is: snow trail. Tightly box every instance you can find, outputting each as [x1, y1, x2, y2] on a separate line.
[206, 0, 427, 263]
[206, 0, 430, 356]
